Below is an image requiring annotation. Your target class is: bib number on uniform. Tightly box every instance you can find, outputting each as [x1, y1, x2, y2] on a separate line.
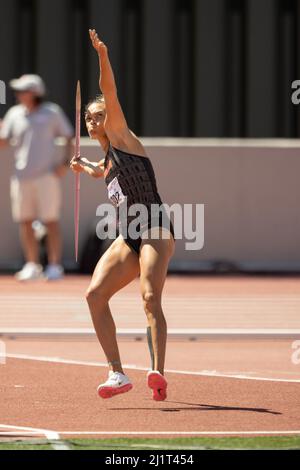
[107, 176, 126, 207]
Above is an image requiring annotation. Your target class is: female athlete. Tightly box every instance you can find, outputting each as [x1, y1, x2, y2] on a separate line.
[71, 29, 175, 401]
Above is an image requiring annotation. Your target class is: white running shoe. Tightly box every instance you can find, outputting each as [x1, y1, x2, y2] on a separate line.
[15, 262, 43, 281]
[44, 264, 64, 281]
[97, 371, 133, 399]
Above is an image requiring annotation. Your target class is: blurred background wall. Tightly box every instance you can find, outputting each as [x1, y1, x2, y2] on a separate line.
[0, 0, 300, 273]
[0, 0, 300, 138]
[1, 139, 300, 273]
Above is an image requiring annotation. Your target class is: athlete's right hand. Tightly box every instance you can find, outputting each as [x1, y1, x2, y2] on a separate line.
[70, 156, 87, 173]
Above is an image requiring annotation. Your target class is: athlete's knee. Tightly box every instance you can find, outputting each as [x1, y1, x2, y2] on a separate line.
[85, 285, 109, 305]
[142, 290, 161, 314]
[85, 287, 98, 305]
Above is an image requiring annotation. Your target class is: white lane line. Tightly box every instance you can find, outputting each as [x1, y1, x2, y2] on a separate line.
[0, 432, 48, 435]
[0, 424, 70, 450]
[4, 429, 297, 438]
[5, 353, 300, 383]
[2, 327, 300, 337]
[56, 430, 300, 436]
[0, 291, 300, 303]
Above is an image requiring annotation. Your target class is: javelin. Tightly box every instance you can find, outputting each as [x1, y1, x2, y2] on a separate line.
[74, 80, 81, 262]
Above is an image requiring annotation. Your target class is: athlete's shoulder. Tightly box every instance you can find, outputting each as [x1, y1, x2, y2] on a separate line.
[113, 130, 147, 159]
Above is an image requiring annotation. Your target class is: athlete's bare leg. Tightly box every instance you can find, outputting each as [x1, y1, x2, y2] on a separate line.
[139, 229, 175, 375]
[86, 235, 140, 374]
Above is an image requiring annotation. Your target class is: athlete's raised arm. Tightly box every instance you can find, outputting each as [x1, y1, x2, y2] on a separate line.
[89, 29, 145, 156]
[89, 30, 125, 129]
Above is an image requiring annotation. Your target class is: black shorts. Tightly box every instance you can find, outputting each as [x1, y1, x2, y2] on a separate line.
[119, 216, 175, 256]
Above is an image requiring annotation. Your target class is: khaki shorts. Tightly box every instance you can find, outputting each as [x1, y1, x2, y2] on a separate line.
[10, 173, 62, 223]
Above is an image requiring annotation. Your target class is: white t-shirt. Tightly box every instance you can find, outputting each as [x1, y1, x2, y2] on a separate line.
[0, 102, 73, 180]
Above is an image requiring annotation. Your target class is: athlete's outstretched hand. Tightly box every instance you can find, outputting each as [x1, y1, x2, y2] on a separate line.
[70, 156, 104, 179]
[70, 156, 86, 174]
[89, 29, 107, 56]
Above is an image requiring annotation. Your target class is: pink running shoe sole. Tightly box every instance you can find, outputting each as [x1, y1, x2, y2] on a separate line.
[97, 383, 133, 399]
[147, 372, 167, 401]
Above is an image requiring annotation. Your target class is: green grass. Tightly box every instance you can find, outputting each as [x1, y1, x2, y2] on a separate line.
[0, 440, 52, 450]
[0, 436, 300, 450]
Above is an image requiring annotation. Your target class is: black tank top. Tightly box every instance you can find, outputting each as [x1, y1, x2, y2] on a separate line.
[104, 144, 174, 237]
[104, 144, 163, 209]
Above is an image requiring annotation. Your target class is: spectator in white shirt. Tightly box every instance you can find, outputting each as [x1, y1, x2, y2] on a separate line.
[0, 75, 74, 281]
